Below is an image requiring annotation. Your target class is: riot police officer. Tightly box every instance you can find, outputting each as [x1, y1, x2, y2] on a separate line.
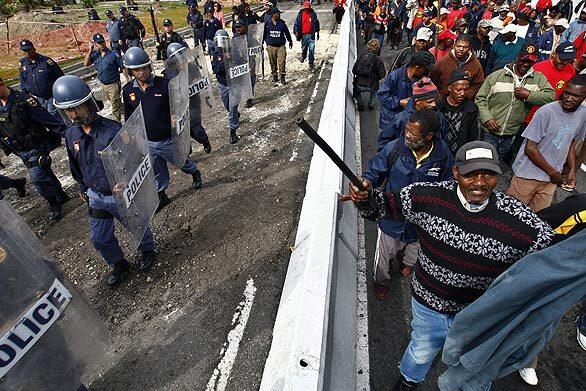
[122, 47, 203, 211]
[233, 19, 256, 108]
[54, 75, 156, 287]
[119, 6, 145, 48]
[0, 77, 69, 220]
[165, 43, 212, 153]
[18, 39, 64, 116]
[157, 19, 188, 61]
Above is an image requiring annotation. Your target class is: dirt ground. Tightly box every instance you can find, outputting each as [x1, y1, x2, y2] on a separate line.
[0, 3, 340, 389]
[358, 32, 586, 391]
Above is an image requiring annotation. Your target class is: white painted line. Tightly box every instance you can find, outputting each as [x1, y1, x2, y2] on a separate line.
[205, 278, 257, 391]
[354, 107, 371, 391]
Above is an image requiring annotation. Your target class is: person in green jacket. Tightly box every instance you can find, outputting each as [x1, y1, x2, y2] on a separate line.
[475, 43, 556, 161]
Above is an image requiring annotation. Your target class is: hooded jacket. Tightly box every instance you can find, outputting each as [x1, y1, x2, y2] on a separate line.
[429, 50, 485, 99]
[475, 64, 555, 136]
[377, 64, 414, 132]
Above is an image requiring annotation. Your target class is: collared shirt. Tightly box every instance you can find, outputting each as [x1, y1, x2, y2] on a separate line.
[504, 36, 518, 45]
[457, 185, 489, 213]
[90, 49, 123, 85]
[411, 143, 433, 168]
[19, 54, 64, 99]
[105, 18, 121, 42]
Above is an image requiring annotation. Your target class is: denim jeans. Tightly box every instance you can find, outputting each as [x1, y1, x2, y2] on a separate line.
[301, 34, 315, 65]
[353, 84, 376, 108]
[481, 131, 515, 161]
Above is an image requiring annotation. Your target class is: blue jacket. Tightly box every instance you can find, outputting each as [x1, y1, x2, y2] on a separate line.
[363, 137, 454, 241]
[439, 229, 586, 391]
[65, 116, 121, 195]
[19, 54, 64, 99]
[377, 65, 413, 133]
[293, 9, 320, 40]
[89, 49, 123, 85]
[522, 21, 541, 44]
[204, 17, 222, 40]
[211, 48, 228, 86]
[377, 100, 449, 151]
[105, 18, 121, 42]
[263, 18, 293, 46]
[537, 30, 558, 61]
[485, 37, 525, 75]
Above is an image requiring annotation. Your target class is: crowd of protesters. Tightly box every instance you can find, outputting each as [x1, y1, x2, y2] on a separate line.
[352, 0, 585, 389]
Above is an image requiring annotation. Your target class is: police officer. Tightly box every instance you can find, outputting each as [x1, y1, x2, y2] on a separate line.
[157, 19, 188, 61]
[54, 75, 156, 287]
[84, 33, 124, 122]
[18, 39, 64, 116]
[0, 77, 68, 220]
[122, 47, 202, 211]
[119, 6, 145, 48]
[188, 5, 206, 50]
[233, 20, 256, 109]
[203, 10, 223, 54]
[165, 43, 212, 153]
[211, 30, 242, 144]
[0, 173, 26, 200]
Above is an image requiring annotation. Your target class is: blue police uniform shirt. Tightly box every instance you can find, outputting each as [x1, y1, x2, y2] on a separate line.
[263, 19, 293, 46]
[211, 49, 227, 85]
[19, 54, 65, 99]
[0, 91, 66, 138]
[106, 18, 122, 43]
[65, 116, 121, 195]
[90, 49, 123, 85]
[204, 17, 223, 40]
[122, 75, 173, 141]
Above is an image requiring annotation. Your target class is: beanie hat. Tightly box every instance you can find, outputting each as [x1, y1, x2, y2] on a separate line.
[448, 70, 471, 85]
[412, 77, 439, 100]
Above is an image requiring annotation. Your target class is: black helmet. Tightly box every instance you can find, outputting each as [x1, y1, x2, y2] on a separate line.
[123, 47, 151, 69]
[52, 75, 100, 126]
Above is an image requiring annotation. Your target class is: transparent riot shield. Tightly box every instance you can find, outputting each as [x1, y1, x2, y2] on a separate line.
[246, 23, 264, 85]
[189, 45, 216, 115]
[0, 201, 108, 390]
[100, 104, 158, 248]
[167, 52, 191, 167]
[225, 34, 253, 106]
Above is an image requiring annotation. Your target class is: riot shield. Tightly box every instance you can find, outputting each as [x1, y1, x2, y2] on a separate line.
[246, 23, 264, 84]
[188, 45, 216, 115]
[100, 104, 158, 248]
[225, 34, 253, 106]
[167, 52, 191, 167]
[0, 201, 108, 390]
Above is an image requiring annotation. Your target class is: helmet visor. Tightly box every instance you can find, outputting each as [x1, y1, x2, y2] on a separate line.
[57, 98, 100, 126]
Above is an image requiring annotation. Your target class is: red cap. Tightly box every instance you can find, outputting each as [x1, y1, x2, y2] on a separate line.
[438, 30, 457, 41]
[303, 1, 311, 8]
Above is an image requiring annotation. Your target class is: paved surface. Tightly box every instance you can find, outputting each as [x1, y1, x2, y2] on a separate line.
[357, 32, 586, 391]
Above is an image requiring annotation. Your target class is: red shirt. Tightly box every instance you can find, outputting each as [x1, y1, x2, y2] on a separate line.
[525, 60, 576, 123]
[446, 8, 467, 30]
[301, 10, 313, 35]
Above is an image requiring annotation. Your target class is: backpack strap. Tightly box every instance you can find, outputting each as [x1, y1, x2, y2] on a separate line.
[386, 141, 402, 172]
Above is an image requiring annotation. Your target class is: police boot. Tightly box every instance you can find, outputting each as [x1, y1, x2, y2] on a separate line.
[47, 198, 62, 221]
[245, 98, 253, 108]
[202, 137, 212, 154]
[192, 170, 202, 190]
[11, 177, 27, 197]
[393, 375, 418, 390]
[280, 75, 287, 85]
[106, 259, 131, 288]
[57, 189, 71, 204]
[230, 129, 240, 144]
[138, 250, 156, 272]
[156, 191, 171, 213]
[272, 75, 278, 83]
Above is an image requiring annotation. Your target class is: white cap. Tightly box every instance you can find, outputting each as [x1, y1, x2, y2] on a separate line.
[498, 5, 510, 12]
[554, 18, 570, 29]
[416, 27, 433, 41]
[440, 7, 449, 15]
[499, 23, 518, 34]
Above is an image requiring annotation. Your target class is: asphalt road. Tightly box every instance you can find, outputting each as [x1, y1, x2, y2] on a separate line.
[357, 32, 586, 391]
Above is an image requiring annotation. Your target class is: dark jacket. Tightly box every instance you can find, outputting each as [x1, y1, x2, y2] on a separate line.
[19, 54, 64, 99]
[187, 10, 204, 29]
[352, 50, 386, 90]
[263, 18, 293, 46]
[211, 48, 228, 86]
[293, 9, 320, 40]
[119, 14, 145, 40]
[363, 136, 454, 241]
[537, 29, 557, 61]
[377, 64, 413, 133]
[436, 96, 480, 154]
[485, 36, 526, 75]
[429, 51, 485, 99]
[204, 17, 222, 40]
[391, 46, 435, 72]
[470, 34, 492, 72]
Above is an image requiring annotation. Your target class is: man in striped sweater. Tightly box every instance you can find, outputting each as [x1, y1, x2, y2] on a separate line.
[347, 141, 555, 390]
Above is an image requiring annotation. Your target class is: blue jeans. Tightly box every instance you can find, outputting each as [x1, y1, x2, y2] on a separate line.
[16, 144, 64, 200]
[147, 139, 198, 192]
[481, 131, 515, 161]
[301, 34, 315, 65]
[87, 189, 154, 265]
[218, 82, 240, 130]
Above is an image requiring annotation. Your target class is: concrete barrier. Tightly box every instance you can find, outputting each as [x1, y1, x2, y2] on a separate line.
[260, 3, 363, 390]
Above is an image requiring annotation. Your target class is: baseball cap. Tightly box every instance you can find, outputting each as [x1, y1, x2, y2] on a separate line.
[555, 42, 576, 61]
[448, 70, 471, 85]
[303, 1, 311, 8]
[163, 19, 173, 26]
[440, 7, 449, 15]
[516, 12, 530, 21]
[272, 7, 281, 14]
[423, 10, 433, 17]
[455, 141, 502, 175]
[478, 19, 492, 29]
[92, 33, 105, 43]
[499, 24, 518, 34]
[412, 77, 439, 100]
[438, 29, 458, 41]
[498, 5, 510, 12]
[517, 43, 538, 62]
[20, 39, 33, 51]
[416, 27, 433, 41]
[554, 18, 570, 29]
[119, 6, 127, 13]
[105, 10, 113, 16]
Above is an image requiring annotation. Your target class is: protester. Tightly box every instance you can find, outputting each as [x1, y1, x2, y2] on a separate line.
[430, 29, 457, 61]
[363, 109, 454, 299]
[508, 75, 586, 211]
[436, 71, 480, 154]
[263, 8, 294, 85]
[488, 4, 511, 41]
[378, 51, 435, 135]
[413, 10, 436, 39]
[346, 140, 555, 391]
[293, 1, 321, 69]
[537, 18, 570, 61]
[515, 11, 540, 43]
[391, 27, 433, 71]
[361, 0, 377, 44]
[476, 44, 555, 161]
[387, 0, 407, 49]
[429, 34, 485, 100]
[446, 0, 468, 30]
[453, 18, 469, 36]
[352, 39, 386, 111]
[471, 19, 493, 71]
[563, 9, 586, 42]
[213, 1, 226, 27]
[485, 24, 526, 74]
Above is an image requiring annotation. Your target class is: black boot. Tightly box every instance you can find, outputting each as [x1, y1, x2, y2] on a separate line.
[202, 137, 212, 154]
[12, 177, 26, 197]
[192, 170, 202, 190]
[230, 129, 240, 144]
[138, 250, 156, 272]
[56, 189, 71, 204]
[272, 74, 278, 83]
[280, 74, 287, 85]
[106, 259, 131, 287]
[245, 98, 253, 108]
[155, 191, 171, 213]
[393, 375, 418, 390]
[47, 198, 62, 221]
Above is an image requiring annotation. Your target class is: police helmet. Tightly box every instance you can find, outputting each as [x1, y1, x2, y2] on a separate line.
[214, 29, 230, 50]
[166, 42, 187, 59]
[52, 75, 100, 126]
[124, 47, 151, 69]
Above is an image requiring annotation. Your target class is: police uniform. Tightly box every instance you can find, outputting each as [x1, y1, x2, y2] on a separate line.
[19, 49, 64, 116]
[122, 75, 199, 192]
[157, 30, 188, 61]
[119, 12, 145, 48]
[211, 49, 241, 133]
[0, 90, 68, 207]
[65, 116, 155, 266]
[187, 9, 206, 48]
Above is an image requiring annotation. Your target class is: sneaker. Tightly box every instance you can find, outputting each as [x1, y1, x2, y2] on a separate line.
[192, 170, 202, 190]
[106, 259, 131, 288]
[373, 282, 389, 300]
[576, 315, 586, 351]
[519, 368, 538, 386]
[12, 177, 27, 197]
[401, 264, 414, 277]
